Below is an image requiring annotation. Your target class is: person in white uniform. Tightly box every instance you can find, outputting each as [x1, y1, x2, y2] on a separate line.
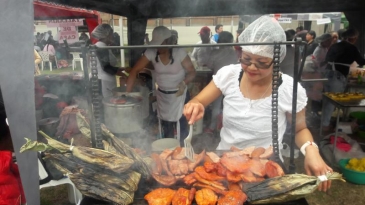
[184, 16, 332, 192]
[126, 26, 196, 145]
[91, 24, 125, 98]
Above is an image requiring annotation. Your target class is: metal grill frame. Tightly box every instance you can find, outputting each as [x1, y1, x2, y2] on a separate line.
[85, 41, 307, 171]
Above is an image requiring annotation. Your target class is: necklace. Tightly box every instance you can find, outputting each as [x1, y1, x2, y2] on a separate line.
[245, 76, 272, 108]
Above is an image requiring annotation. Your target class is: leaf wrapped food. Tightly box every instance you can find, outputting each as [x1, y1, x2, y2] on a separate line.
[243, 173, 343, 204]
[69, 173, 135, 205]
[102, 124, 151, 178]
[72, 146, 134, 174]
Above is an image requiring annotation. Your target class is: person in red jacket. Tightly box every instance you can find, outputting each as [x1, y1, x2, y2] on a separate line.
[0, 88, 27, 205]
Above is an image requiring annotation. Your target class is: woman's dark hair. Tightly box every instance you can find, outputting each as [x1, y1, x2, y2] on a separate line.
[215, 24, 223, 32]
[154, 48, 174, 65]
[337, 29, 347, 40]
[342, 28, 359, 40]
[217, 31, 233, 43]
[307, 30, 316, 39]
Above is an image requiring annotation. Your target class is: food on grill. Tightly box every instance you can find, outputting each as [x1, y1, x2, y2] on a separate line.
[226, 170, 242, 183]
[169, 159, 190, 175]
[203, 162, 216, 173]
[251, 147, 266, 159]
[101, 124, 151, 178]
[172, 147, 186, 160]
[249, 159, 266, 177]
[195, 188, 218, 205]
[217, 190, 247, 205]
[225, 146, 255, 158]
[188, 150, 206, 171]
[244, 173, 343, 204]
[151, 153, 163, 175]
[171, 188, 196, 205]
[160, 149, 174, 176]
[220, 155, 251, 173]
[152, 173, 177, 186]
[195, 166, 226, 181]
[259, 146, 273, 159]
[72, 146, 134, 174]
[205, 152, 220, 163]
[265, 160, 285, 178]
[69, 173, 135, 205]
[144, 188, 176, 205]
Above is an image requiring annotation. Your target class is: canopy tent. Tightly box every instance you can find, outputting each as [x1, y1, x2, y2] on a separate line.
[34, 0, 101, 42]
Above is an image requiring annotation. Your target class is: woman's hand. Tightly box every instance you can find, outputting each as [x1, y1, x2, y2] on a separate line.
[183, 100, 205, 125]
[304, 146, 333, 192]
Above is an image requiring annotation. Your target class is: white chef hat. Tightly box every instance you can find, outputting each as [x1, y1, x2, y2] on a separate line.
[238, 16, 286, 62]
[91, 24, 113, 40]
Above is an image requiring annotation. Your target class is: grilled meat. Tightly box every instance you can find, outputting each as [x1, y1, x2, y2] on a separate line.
[195, 188, 218, 205]
[144, 188, 176, 205]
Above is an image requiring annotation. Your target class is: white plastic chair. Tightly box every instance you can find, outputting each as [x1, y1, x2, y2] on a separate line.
[38, 159, 82, 204]
[70, 52, 84, 71]
[38, 51, 53, 71]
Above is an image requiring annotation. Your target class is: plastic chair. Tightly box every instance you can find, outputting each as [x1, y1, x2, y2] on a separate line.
[38, 51, 53, 71]
[38, 159, 82, 204]
[70, 52, 84, 71]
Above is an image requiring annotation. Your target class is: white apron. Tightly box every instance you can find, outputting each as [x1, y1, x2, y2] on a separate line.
[156, 86, 187, 140]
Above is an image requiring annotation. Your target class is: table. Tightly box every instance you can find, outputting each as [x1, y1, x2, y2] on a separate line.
[320, 94, 365, 153]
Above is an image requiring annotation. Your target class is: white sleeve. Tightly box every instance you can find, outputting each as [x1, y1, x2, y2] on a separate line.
[212, 65, 238, 95]
[143, 49, 156, 61]
[279, 75, 308, 113]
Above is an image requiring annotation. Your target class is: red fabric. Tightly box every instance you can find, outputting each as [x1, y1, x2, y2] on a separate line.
[0, 151, 26, 205]
[330, 136, 352, 152]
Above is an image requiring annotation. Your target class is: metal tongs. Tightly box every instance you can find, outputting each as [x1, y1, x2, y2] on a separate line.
[184, 125, 195, 162]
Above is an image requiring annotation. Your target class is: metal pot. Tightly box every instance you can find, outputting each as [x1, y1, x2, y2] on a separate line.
[103, 97, 143, 134]
[38, 117, 59, 137]
[110, 86, 139, 97]
[110, 85, 150, 119]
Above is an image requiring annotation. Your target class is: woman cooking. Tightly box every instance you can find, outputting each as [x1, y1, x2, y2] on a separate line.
[126, 26, 196, 145]
[91, 24, 125, 98]
[184, 16, 332, 192]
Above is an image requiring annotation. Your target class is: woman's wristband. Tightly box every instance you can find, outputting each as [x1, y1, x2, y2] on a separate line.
[300, 141, 318, 156]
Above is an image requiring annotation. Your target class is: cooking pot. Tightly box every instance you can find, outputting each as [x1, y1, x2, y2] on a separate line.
[110, 86, 139, 97]
[38, 117, 59, 137]
[103, 97, 143, 134]
[110, 85, 150, 119]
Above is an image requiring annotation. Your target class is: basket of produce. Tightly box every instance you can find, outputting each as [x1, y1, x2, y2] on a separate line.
[339, 158, 365, 185]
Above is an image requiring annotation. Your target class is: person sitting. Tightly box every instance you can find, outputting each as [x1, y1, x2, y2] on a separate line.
[184, 16, 332, 192]
[42, 38, 57, 69]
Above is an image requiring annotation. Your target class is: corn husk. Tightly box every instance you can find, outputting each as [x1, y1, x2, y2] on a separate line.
[38, 131, 70, 152]
[101, 124, 151, 178]
[69, 173, 135, 205]
[243, 173, 344, 204]
[72, 146, 134, 174]
[76, 112, 91, 139]
[46, 153, 140, 192]
[19, 138, 53, 153]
